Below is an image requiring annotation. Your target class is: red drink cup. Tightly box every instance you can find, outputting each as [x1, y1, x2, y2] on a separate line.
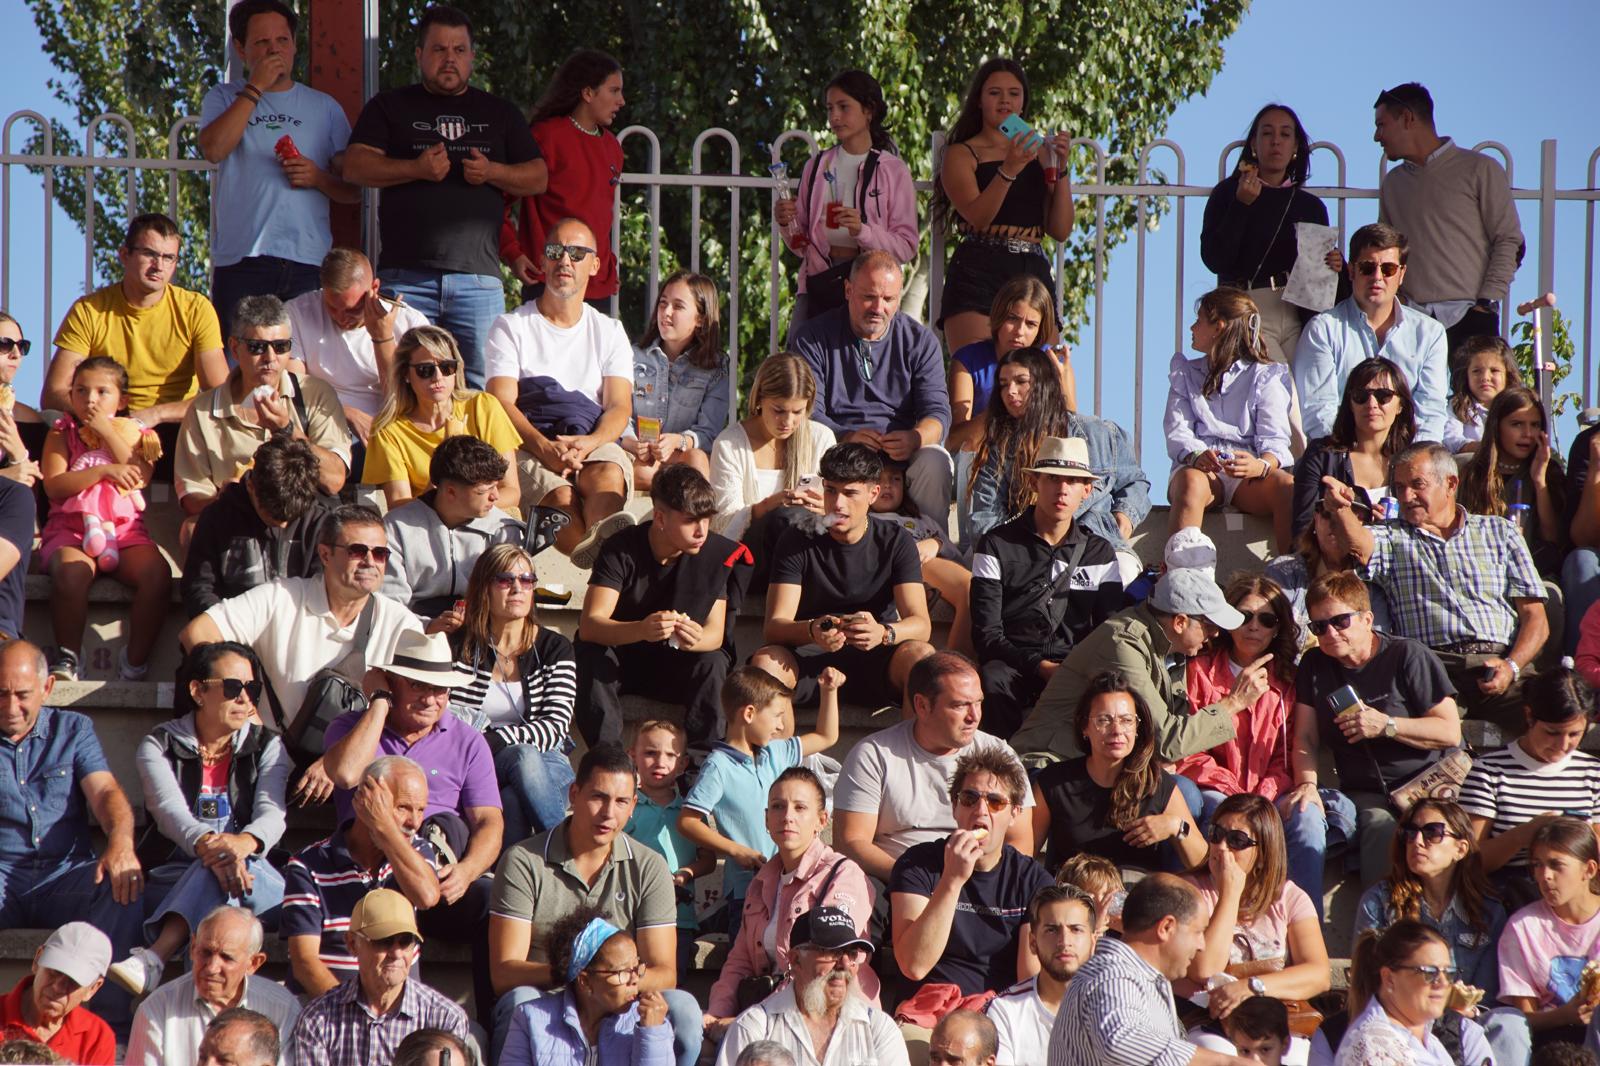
[825, 202, 843, 228]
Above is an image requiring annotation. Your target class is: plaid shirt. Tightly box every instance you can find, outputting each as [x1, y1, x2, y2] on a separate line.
[1362, 508, 1544, 648]
[288, 974, 469, 1066]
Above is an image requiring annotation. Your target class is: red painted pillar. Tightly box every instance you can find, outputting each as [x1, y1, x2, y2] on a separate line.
[306, 0, 366, 248]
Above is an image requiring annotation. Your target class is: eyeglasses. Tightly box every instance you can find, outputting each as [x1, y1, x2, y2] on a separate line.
[1239, 610, 1280, 629]
[333, 542, 392, 563]
[494, 572, 536, 588]
[1206, 825, 1258, 851]
[1401, 821, 1458, 845]
[237, 338, 293, 356]
[1394, 964, 1459, 986]
[127, 245, 179, 266]
[360, 933, 420, 951]
[1088, 714, 1138, 733]
[956, 788, 1012, 812]
[409, 360, 458, 380]
[1355, 260, 1402, 278]
[588, 962, 647, 985]
[806, 946, 867, 964]
[1307, 612, 1358, 637]
[202, 678, 263, 703]
[543, 242, 596, 263]
[1350, 387, 1398, 406]
[0, 338, 31, 357]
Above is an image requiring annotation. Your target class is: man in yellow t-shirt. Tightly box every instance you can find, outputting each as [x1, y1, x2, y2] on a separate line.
[45, 214, 229, 474]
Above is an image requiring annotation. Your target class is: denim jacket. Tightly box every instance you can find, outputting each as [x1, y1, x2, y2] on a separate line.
[1353, 880, 1506, 998]
[630, 343, 731, 451]
[968, 411, 1151, 550]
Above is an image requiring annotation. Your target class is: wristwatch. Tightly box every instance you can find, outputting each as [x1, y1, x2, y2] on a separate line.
[1248, 977, 1267, 996]
[883, 624, 897, 647]
[1176, 820, 1190, 839]
[1383, 716, 1398, 739]
[369, 689, 395, 707]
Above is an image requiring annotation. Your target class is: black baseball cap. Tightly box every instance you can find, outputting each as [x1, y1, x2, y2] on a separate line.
[787, 905, 874, 955]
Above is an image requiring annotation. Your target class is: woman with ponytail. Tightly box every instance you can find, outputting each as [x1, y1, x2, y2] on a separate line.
[1324, 920, 1482, 1066]
[1031, 670, 1205, 873]
[1165, 287, 1296, 552]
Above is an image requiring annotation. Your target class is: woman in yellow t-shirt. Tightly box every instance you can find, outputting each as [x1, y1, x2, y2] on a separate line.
[362, 326, 522, 512]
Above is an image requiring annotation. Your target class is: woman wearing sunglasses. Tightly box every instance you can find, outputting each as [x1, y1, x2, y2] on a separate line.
[363, 325, 522, 513]
[500, 904, 672, 1066]
[1498, 817, 1600, 1048]
[1032, 670, 1206, 874]
[0, 311, 45, 482]
[1179, 794, 1329, 1022]
[1290, 356, 1417, 538]
[1460, 666, 1600, 910]
[447, 544, 576, 844]
[1326, 920, 1482, 1066]
[109, 641, 289, 995]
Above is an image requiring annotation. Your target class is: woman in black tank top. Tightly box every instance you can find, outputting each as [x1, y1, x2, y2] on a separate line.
[933, 58, 1076, 355]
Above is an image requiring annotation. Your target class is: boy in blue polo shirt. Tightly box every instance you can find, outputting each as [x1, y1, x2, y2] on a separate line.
[678, 664, 842, 940]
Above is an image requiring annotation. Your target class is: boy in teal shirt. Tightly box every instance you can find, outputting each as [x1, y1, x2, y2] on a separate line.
[624, 719, 714, 979]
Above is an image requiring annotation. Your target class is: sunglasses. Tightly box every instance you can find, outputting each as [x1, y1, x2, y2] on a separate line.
[543, 242, 596, 263]
[957, 788, 1012, 812]
[238, 338, 293, 356]
[494, 572, 536, 588]
[1206, 824, 1258, 851]
[1239, 610, 1280, 628]
[1401, 821, 1458, 845]
[1350, 387, 1398, 406]
[0, 338, 31, 357]
[1355, 260, 1402, 278]
[202, 677, 264, 703]
[1307, 612, 1358, 637]
[409, 360, 458, 380]
[1394, 964, 1459, 986]
[361, 933, 420, 951]
[333, 542, 392, 563]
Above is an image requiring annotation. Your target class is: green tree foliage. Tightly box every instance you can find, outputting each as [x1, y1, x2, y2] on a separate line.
[26, 0, 1248, 385]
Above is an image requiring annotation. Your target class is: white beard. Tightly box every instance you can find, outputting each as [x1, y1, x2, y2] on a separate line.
[798, 968, 862, 1017]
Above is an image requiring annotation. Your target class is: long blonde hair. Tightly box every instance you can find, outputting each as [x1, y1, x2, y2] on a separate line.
[372, 325, 472, 436]
[745, 353, 819, 492]
[453, 543, 540, 667]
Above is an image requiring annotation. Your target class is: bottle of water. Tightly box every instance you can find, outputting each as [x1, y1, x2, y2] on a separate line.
[1508, 478, 1532, 539]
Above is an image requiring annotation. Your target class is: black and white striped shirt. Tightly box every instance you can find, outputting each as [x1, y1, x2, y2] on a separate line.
[1048, 936, 1195, 1066]
[450, 627, 577, 752]
[1459, 742, 1600, 866]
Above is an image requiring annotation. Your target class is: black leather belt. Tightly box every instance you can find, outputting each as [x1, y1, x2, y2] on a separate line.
[1438, 641, 1508, 656]
[1223, 272, 1290, 291]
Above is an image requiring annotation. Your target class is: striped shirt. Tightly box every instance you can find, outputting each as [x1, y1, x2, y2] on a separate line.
[288, 972, 470, 1066]
[1458, 742, 1600, 866]
[1048, 937, 1195, 1066]
[1363, 508, 1543, 648]
[279, 827, 440, 992]
[449, 626, 578, 751]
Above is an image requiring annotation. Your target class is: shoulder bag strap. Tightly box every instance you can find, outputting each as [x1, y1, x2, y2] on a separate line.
[1043, 535, 1092, 633]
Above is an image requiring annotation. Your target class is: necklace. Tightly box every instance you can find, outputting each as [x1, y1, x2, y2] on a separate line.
[569, 116, 600, 137]
[198, 737, 231, 766]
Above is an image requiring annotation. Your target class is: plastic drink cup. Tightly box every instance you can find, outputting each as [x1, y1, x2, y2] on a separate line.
[826, 201, 844, 228]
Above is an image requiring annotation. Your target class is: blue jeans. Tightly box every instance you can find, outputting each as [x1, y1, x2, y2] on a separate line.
[492, 984, 703, 1066]
[1563, 549, 1600, 655]
[211, 256, 321, 337]
[143, 854, 286, 944]
[0, 854, 146, 1032]
[1280, 789, 1359, 920]
[1172, 775, 1204, 821]
[384, 268, 505, 389]
[494, 743, 575, 847]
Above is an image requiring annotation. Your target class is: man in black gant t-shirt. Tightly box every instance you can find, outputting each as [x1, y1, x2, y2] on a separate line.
[343, 4, 546, 388]
[752, 442, 935, 708]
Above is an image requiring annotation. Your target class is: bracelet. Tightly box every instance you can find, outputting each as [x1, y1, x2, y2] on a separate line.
[241, 85, 263, 104]
[1255, 457, 1271, 481]
[369, 335, 394, 343]
[1508, 659, 1521, 679]
[996, 169, 1018, 183]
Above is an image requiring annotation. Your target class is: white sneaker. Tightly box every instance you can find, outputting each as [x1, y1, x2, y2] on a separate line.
[117, 646, 149, 682]
[570, 511, 637, 569]
[108, 947, 164, 996]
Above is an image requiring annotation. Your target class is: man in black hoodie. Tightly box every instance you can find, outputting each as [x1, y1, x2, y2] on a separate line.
[181, 433, 336, 617]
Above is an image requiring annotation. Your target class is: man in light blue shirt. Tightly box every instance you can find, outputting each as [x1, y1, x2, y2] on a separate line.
[199, 0, 359, 333]
[1293, 222, 1448, 442]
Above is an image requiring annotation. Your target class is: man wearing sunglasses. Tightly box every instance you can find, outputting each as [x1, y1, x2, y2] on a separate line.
[47, 213, 229, 478]
[1293, 222, 1448, 443]
[289, 888, 471, 1066]
[174, 294, 351, 544]
[1374, 82, 1524, 356]
[1286, 569, 1461, 891]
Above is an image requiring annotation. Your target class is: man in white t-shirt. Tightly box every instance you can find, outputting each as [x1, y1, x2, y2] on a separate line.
[178, 504, 421, 806]
[286, 247, 430, 446]
[833, 652, 1033, 932]
[987, 885, 1098, 1066]
[485, 218, 636, 568]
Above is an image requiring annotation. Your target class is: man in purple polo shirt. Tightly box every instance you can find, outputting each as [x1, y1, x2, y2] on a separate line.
[322, 629, 501, 1029]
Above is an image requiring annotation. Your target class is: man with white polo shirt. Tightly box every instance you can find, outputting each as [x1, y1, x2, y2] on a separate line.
[986, 885, 1098, 1066]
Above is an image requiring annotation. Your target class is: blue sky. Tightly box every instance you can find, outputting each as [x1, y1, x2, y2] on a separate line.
[1, 0, 1596, 486]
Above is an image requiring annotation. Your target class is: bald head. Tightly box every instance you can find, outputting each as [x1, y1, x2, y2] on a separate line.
[0, 640, 51, 745]
[844, 250, 903, 341]
[540, 217, 600, 303]
[929, 1009, 997, 1066]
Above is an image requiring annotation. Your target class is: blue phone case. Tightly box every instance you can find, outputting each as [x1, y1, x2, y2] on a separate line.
[998, 114, 1033, 141]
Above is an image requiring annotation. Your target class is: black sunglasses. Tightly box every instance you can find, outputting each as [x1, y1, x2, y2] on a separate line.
[203, 677, 263, 703]
[1401, 821, 1458, 845]
[409, 360, 458, 380]
[1307, 612, 1358, 637]
[333, 542, 392, 563]
[0, 338, 31, 357]
[543, 242, 595, 263]
[238, 338, 293, 356]
[1239, 610, 1280, 629]
[1206, 824, 1258, 851]
[1350, 387, 1398, 406]
[1355, 260, 1401, 278]
[361, 932, 420, 950]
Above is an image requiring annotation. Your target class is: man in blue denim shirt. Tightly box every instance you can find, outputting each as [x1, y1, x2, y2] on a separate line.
[0, 639, 146, 1030]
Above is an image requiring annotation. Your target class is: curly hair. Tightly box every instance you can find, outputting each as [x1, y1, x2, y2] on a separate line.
[1073, 671, 1161, 830]
[1381, 799, 1496, 940]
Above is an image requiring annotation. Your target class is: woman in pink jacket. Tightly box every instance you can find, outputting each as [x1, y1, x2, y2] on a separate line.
[702, 766, 876, 1037]
[1175, 573, 1301, 825]
[772, 70, 919, 336]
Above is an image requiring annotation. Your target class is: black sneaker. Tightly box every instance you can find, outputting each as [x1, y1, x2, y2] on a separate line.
[48, 647, 79, 682]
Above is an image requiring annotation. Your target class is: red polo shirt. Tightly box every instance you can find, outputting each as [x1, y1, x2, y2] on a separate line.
[0, 975, 115, 1065]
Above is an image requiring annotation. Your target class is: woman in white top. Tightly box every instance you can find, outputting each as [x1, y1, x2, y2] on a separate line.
[1332, 920, 1471, 1066]
[708, 353, 834, 585]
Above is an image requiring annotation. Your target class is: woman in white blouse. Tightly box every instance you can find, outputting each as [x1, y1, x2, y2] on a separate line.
[708, 353, 834, 585]
[1330, 920, 1489, 1066]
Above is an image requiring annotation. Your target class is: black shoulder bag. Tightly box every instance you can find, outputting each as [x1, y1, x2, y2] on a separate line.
[734, 858, 848, 1010]
[272, 595, 378, 768]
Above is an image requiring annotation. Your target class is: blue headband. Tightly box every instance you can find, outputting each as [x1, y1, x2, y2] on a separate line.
[567, 917, 622, 984]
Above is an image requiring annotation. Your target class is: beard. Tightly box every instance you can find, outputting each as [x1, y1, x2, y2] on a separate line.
[798, 967, 861, 1016]
[1041, 955, 1080, 983]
